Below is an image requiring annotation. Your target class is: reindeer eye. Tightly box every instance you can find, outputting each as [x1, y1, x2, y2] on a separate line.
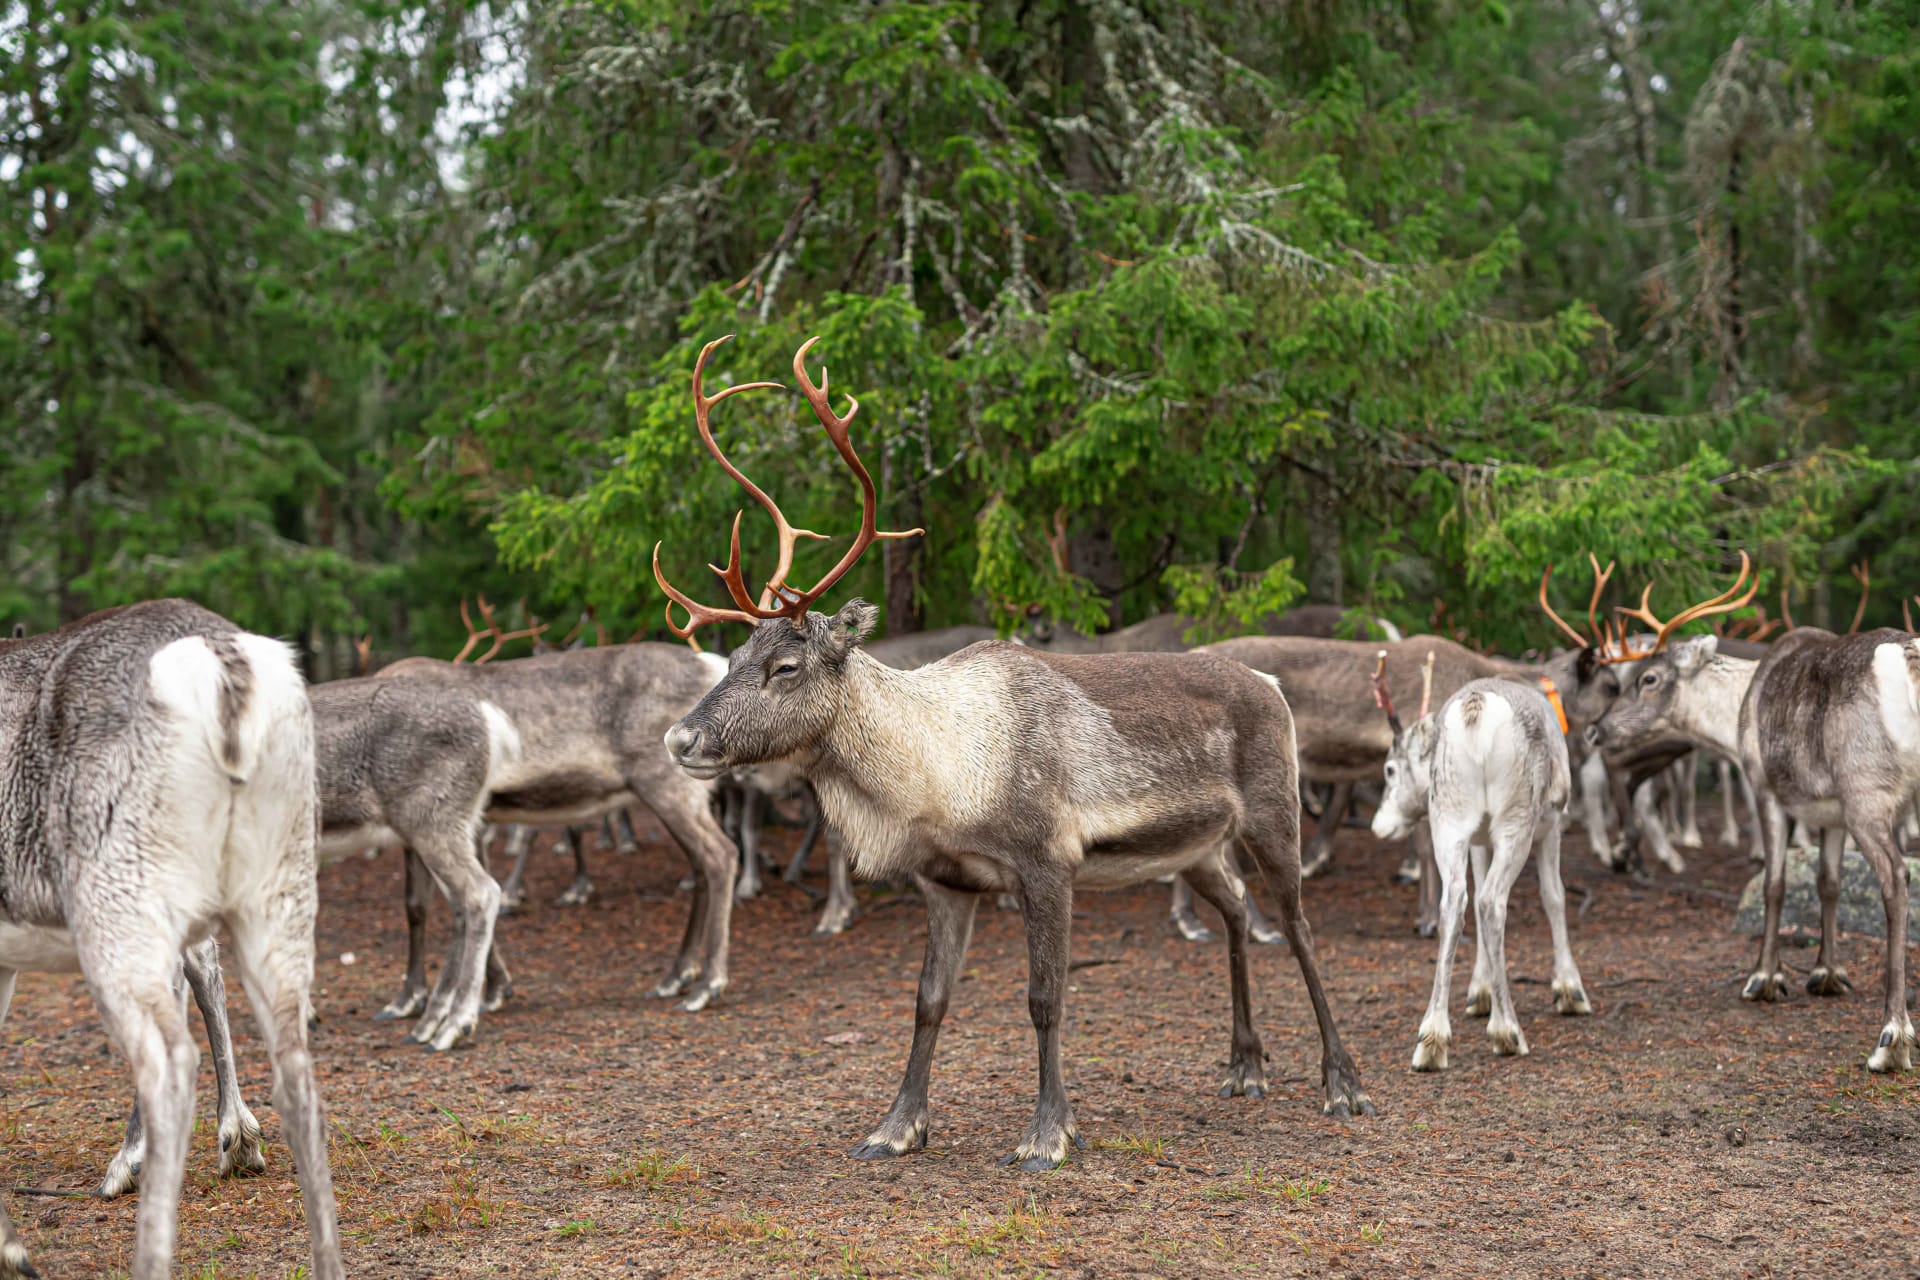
[1640, 671, 1658, 687]
[771, 662, 800, 679]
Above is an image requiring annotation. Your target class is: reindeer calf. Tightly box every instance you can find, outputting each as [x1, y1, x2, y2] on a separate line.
[1373, 672, 1591, 1070]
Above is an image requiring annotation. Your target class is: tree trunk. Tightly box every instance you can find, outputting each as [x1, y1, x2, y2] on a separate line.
[1306, 472, 1343, 606]
[881, 442, 923, 632]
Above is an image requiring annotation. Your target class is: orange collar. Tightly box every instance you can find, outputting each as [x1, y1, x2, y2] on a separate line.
[1537, 676, 1570, 735]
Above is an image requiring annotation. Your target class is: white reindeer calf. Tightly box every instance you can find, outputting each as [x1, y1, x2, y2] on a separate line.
[1370, 658, 1591, 1070]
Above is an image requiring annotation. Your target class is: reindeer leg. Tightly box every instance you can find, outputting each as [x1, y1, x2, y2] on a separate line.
[734, 787, 765, 902]
[1856, 819, 1916, 1073]
[1413, 824, 1439, 938]
[1675, 756, 1703, 849]
[852, 878, 978, 1159]
[1715, 758, 1740, 847]
[1168, 876, 1213, 942]
[1235, 847, 1287, 945]
[615, 808, 643, 855]
[1465, 843, 1494, 1017]
[1579, 750, 1618, 868]
[814, 838, 857, 936]
[1633, 779, 1684, 874]
[1806, 826, 1853, 996]
[1299, 781, 1352, 879]
[784, 788, 822, 883]
[1182, 854, 1265, 1097]
[407, 828, 502, 1052]
[186, 940, 264, 1181]
[556, 824, 595, 906]
[1536, 820, 1590, 1014]
[0, 971, 28, 1280]
[1476, 821, 1533, 1058]
[652, 779, 737, 1012]
[1743, 793, 1792, 1002]
[1737, 764, 1765, 864]
[1413, 822, 1472, 1071]
[496, 825, 532, 915]
[1238, 808, 1372, 1117]
[375, 849, 431, 1021]
[1001, 866, 1082, 1171]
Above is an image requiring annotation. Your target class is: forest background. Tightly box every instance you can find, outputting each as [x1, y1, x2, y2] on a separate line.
[3, 0, 1915, 673]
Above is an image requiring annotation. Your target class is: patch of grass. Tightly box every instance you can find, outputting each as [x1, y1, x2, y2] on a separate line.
[606, 1149, 701, 1194]
[669, 1211, 794, 1243]
[410, 1163, 508, 1234]
[1359, 1221, 1389, 1245]
[1093, 1131, 1169, 1159]
[553, 1218, 598, 1239]
[1202, 1163, 1332, 1206]
[941, 1193, 1056, 1258]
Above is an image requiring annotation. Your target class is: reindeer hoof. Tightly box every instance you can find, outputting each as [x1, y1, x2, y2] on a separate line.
[374, 988, 427, 1022]
[850, 1114, 928, 1160]
[1464, 985, 1493, 1018]
[649, 972, 696, 1000]
[1411, 1031, 1450, 1073]
[0, 1237, 38, 1280]
[1741, 971, 1789, 1003]
[1250, 921, 1288, 946]
[1414, 919, 1438, 939]
[1487, 1023, 1529, 1057]
[1806, 967, 1853, 997]
[1867, 1022, 1916, 1074]
[1300, 848, 1334, 880]
[1172, 912, 1213, 943]
[1553, 980, 1593, 1016]
[679, 979, 725, 1013]
[555, 878, 595, 907]
[1217, 1059, 1267, 1098]
[219, 1112, 267, 1180]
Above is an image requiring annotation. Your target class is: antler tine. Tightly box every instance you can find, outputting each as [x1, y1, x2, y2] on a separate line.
[1585, 553, 1616, 647]
[1849, 559, 1871, 634]
[1370, 650, 1403, 738]
[1617, 553, 1757, 659]
[1779, 587, 1795, 631]
[451, 597, 486, 664]
[478, 620, 548, 664]
[1905, 596, 1916, 635]
[1418, 651, 1437, 720]
[782, 336, 925, 612]
[652, 542, 763, 641]
[692, 334, 822, 616]
[1538, 565, 1593, 650]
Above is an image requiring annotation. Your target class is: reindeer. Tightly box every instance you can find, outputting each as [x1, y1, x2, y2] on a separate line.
[1595, 556, 1920, 1071]
[375, 616, 739, 1011]
[1370, 653, 1590, 1069]
[0, 601, 340, 1280]
[654, 336, 1371, 1169]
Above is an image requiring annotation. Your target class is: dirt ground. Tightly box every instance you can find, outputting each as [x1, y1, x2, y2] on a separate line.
[6, 811, 1918, 1279]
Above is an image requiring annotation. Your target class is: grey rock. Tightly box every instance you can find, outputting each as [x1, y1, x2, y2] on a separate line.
[1733, 850, 1920, 942]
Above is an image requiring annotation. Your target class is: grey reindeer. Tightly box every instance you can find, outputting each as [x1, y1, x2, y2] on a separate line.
[1369, 653, 1590, 1070]
[1595, 555, 1920, 1072]
[653, 336, 1372, 1170]
[0, 601, 340, 1280]
[375, 631, 739, 1011]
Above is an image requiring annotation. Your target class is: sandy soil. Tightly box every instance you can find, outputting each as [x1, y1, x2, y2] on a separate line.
[5, 815, 1916, 1279]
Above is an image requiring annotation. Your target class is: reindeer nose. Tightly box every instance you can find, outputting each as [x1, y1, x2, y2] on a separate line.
[664, 722, 707, 763]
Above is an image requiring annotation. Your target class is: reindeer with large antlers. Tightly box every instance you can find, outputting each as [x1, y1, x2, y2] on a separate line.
[1536, 556, 1756, 874]
[1597, 555, 1920, 1071]
[657, 335, 1371, 1169]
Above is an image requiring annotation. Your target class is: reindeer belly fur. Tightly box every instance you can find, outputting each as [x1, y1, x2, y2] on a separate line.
[318, 824, 401, 864]
[0, 922, 79, 972]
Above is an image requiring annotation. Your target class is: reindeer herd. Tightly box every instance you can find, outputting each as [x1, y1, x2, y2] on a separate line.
[1, 335, 1917, 1279]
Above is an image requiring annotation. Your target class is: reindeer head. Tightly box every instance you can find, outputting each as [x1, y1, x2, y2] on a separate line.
[655, 336, 921, 778]
[1370, 650, 1439, 841]
[1591, 554, 1755, 750]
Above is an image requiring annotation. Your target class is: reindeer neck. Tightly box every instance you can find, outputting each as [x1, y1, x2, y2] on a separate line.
[1672, 655, 1758, 757]
[807, 649, 1009, 833]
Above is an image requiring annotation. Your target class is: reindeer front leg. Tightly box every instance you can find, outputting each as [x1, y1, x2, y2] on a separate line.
[1181, 854, 1265, 1096]
[1002, 867, 1082, 1171]
[852, 878, 978, 1158]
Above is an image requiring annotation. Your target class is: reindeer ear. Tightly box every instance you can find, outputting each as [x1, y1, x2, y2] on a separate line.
[1672, 634, 1718, 675]
[827, 599, 879, 653]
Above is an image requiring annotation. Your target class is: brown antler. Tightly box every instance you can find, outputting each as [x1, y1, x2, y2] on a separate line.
[472, 597, 548, 663]
[353, 634, 373, 676]
[1614, 551, 1758, 658]
[1538, 565, 1593, 649]
[451, 598, 489, 663]
[1418, 651, 1437, 720]
[1904, 595, 1917, 635]
[651, 336, 924, 639]
[1371, 650, 1402, 737]
[1779, 587, 1795, 632]
[1849, 560, 1871, 634]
